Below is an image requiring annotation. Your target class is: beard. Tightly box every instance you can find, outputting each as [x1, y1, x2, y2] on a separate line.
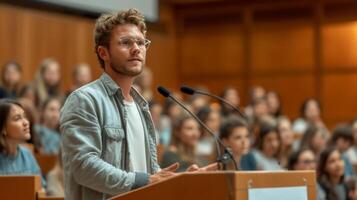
[109, 59, 143, 77]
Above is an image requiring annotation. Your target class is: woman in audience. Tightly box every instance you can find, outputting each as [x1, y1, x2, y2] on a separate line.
[318, 147, 351, 200]
[161, 114, 206, 172]
[330, 124, 355, 179]
[346, 120, 357, 164]
[293, 98, 327, 134]
[0, 61, 22, 99]
[34, 97, 62, 154]
[300, 125, 327, 158]
[66, 63, 92, 97]
[219, 116, 256, 170]
[277, 116, 295, 168]
[287, 148, 316, 170]
[133, 67, 153, 101]
[160, 98, 183, 146]
[266, 91, 283, 118]
[34, 58, 62, 107]
[0, 99, 44, 184]
[252, 122, 282, 170]
[220, 87, 240, 117]
[196, 106, 221, 161]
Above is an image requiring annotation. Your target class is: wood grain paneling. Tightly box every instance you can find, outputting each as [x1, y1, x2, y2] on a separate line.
[180, 17, 244, 77]
[322, 73, 357, 126]
[322, 21, 357, 68]
[251, 19, 314, 72]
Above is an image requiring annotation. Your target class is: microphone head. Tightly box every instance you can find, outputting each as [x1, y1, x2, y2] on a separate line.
[157, 86, 171, 97]
[180, 86, 195, 95]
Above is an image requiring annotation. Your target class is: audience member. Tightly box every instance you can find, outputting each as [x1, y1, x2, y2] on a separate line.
[219, 116, 256, 170]
[0, 61, 22, 99]
[252, 122, 282, 170]
[34, 97, 62, 154]
[34, 58, 62, 107]
[318, 147, 351, 200]
[161, 115, 207, 172]
[0, 99, 44, 186]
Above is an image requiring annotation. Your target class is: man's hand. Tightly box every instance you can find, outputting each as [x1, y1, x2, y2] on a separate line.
[186, 162, 218, 172]
[149, 162, 179, 184]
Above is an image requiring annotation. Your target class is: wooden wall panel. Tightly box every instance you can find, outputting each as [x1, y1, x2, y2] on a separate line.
[251, 75, 315, 120]
[251, 19, 314, 72]
[180, 18, 244, 77]
[322, 21, 357, 68]
[322, 74, 357, 126]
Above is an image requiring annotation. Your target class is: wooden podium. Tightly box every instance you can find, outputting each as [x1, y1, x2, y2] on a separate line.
[0, 175, 42, 200]
[110, 171, 316, 200]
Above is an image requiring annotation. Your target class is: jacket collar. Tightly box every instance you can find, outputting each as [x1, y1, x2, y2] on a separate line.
[100, 72, 149, 110]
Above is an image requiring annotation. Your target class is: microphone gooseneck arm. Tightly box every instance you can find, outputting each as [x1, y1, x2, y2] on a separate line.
[181, 86, 248, 120]
[157, 86, 238, 170]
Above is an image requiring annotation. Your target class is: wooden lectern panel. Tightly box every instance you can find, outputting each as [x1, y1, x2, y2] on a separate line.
[110, 171, 316, 200]
[234, 171, 316, 200]
[110, 172, 235, 200]
[0, 175, 41, 200]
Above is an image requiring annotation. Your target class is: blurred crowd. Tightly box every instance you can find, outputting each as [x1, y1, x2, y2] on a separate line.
[0, 59, 356, 200]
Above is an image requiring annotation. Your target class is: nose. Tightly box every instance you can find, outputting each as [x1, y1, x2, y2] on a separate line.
[23, 118, 29, 127]
[130, 42, 141, 54]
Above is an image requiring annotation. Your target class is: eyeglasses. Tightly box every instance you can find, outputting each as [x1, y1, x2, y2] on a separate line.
[117, 37, 151, 50]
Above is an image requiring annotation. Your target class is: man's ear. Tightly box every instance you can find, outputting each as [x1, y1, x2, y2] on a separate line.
[98, 46, 110, 63]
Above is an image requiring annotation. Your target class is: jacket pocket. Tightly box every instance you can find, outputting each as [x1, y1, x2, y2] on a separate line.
[103, 126, 125, 166]
[104, 126, 124, 141]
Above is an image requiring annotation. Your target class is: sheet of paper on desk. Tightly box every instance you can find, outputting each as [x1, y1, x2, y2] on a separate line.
[248, 186, 308, 200]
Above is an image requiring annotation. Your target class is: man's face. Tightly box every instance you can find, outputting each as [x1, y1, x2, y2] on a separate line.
[103, 24, 146, 77]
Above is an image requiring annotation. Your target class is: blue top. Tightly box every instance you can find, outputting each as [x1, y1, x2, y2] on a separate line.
[0, 145, 45, 186]
[34, 124, 61, 154]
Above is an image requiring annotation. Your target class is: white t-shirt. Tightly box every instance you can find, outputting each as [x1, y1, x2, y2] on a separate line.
[124, 100, 147, 173]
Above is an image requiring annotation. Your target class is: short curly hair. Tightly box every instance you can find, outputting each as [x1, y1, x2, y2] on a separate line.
[94, 9, 147, 68]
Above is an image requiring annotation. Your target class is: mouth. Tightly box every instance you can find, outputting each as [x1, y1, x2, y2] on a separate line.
[128, 58, 143, 62]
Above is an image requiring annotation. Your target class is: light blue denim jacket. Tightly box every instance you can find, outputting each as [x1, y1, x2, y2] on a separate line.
[60, 73, 160, 200]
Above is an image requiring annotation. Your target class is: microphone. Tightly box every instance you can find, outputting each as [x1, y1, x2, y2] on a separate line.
[180, 86, 247, 120]
[157, 86, 238, 170]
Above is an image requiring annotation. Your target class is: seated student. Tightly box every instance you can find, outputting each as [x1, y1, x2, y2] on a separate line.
[0, 99, 44, 185]
[300, 125, 327, 157]
[252, 122, 283, 170]
[330, 124, 355, 179]
[318, 147, 351, 200]
[196, 106, 222, 161]
[219, 116, 256, 170]
[288, 148, 316, 170]
[34, 97, 62, 154]
[277, 116, 295, 168]
[346, 120, 357, 164]
[161, 114, 208, 172]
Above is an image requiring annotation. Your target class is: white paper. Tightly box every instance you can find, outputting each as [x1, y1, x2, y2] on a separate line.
[248, 186, 308, 200]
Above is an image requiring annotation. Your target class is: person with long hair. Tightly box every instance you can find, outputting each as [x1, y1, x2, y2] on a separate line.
[277, 116, 295, 168]
[318, 147, 351, 200]
[34, 97, 62, 154]
[300, 125, 328, 157]
[161, 114, 207, 172]
[0, 99, 44, 185]
[252, 121, 282, 170]
[0, 61, 22, 99]
[34, 58, 62, 107]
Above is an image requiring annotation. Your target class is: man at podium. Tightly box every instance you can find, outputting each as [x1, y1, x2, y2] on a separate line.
[60, 9, 181, 200]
